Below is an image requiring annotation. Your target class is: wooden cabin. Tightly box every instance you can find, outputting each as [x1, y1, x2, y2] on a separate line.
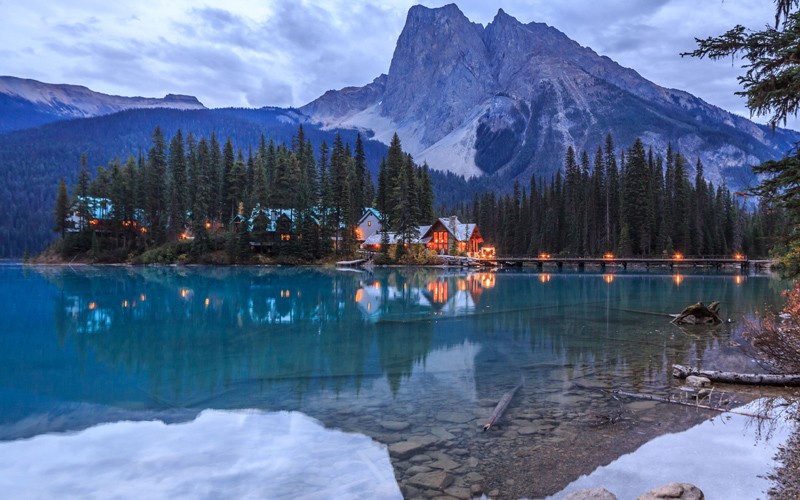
[419, 216, 484, 255]
[355, 208, 383, 243]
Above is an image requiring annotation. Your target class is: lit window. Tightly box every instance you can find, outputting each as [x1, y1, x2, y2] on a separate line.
[367, 221, 371, 227]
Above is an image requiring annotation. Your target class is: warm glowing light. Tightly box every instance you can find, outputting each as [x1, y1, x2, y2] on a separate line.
[539, 274, 551, 283]
[205, 222, 211, 229]
[479, 246, 496, 259]
[603, 253, 614, 259]
[180, 289, 191, 299]
[673, 274, 684, 285]
[88, 302, 97, 310]
[89, 219, 98, 226]
[204, 298, 210, 307]
[735, 275, 745, 285]
[603, 274, 614, 284]
[355, 289, 363, 303]
[367, 302, 371, 311]
[122, 300, 129, 308]
[480, 274, 496, 288]
[373, 282, 380, 289]
[458, 280, 467, 291]
[140, 294, 146, 302]
[673, 253, 683, 260]
[427, 280, 449, 303]
[539, 253, 551, 259]
[140, 227, 147, 234]
[734, 253, 745, 260]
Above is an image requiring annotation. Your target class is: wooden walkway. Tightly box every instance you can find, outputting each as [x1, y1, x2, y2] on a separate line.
[482, 256, 771, 271]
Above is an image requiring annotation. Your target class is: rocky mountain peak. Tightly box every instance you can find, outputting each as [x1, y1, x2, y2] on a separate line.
[301, 4, 799, 188]
[382, 4, 492, 144]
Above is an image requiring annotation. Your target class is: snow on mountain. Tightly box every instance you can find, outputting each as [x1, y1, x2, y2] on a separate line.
[301, 4, 799, 190]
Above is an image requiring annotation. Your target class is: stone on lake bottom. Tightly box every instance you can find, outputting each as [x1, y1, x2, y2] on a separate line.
[408, 470, 454, 490]
[380, 420, 411, 431]
[685, 376, 711, 388]
[431, 427, 456, 440]
[637, 482, 704, 500]
[437, 411, 475, 424]
[430, 457, 460, 470]
[389, 439, 432, 459]
[409, 454, 431, 463]
[406, 465, 432, 475]
[563, 487, 618, 499]
[444, 486, 472, 499]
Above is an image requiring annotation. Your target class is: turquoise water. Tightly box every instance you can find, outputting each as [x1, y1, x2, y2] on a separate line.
[0, 265, 790, 498]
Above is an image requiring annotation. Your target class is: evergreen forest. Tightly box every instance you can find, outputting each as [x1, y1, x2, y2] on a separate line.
[52, 126, 433, 263]
[52, 127, 785, 262]
[456, 135, 784, 258]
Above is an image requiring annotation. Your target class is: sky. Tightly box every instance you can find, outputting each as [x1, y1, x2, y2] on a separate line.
[0, 0, 792, 128]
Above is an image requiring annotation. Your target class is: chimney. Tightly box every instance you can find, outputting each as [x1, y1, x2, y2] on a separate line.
[449, 215, 457, 229]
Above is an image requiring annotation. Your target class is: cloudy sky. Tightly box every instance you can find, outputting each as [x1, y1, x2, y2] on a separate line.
[0, 0, 791, 127]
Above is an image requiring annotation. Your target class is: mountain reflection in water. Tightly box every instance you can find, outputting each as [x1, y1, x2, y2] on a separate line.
[0, 265, 790, 498]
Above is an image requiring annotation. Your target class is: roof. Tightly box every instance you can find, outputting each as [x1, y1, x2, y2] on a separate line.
[247, 205, 296, 232]
[421, 217, 478, 242]
[363, 225, 431, 246]
[364, 232, 403, 246]
[71, 196, 113, 220]
[358, 208, 383, 224]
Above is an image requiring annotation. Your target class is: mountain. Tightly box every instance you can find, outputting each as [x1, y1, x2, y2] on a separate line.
[302, 4, 799, 189]
[0, 76, 205, 133]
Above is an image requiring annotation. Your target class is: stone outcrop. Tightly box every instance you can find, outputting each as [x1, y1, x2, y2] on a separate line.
[302, 4, 799, 190]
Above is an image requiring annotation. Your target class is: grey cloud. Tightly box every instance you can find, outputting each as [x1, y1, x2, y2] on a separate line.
[53, 18, 100, 37]
[246, 76, 294, 107]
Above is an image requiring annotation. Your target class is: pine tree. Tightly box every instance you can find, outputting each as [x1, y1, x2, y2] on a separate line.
[144, 126, 168, 244]
[54, 178, 70, 238]
[221, 137, 236, 223]
[167, 130, 187, 241]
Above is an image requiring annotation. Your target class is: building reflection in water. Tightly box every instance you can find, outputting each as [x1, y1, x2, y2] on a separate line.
[33, 266, 779, 412]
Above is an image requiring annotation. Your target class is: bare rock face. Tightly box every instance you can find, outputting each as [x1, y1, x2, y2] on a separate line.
[301, 4, 799, 190]
[637, 482, 704, 500]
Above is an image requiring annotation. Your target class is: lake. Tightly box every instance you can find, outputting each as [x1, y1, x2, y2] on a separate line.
[0, 264, 794, 499]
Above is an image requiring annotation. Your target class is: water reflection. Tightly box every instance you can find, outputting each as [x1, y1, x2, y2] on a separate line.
[24, 267, 780, 409]
[0, 266, 790, 497]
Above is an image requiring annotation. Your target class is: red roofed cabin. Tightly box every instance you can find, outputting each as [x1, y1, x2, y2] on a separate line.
[420, 216, 484, 256]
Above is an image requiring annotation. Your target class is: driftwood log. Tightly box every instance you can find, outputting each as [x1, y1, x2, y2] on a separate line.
[671, 301, 722, 325]
[483, 384, 520, 432]
[611, 390, 769, 419]
[673, 364, 800, 386]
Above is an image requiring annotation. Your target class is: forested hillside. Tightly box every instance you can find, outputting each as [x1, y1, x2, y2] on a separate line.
[0, 107, 399, 257]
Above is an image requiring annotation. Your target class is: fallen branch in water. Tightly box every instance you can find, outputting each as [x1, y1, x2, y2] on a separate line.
[611, 389, 771, 419]
[672, 364, 800, 386]
[483, 384, 521, 432]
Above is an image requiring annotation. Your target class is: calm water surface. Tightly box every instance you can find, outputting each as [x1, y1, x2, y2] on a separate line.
[0, 264, 792, 498]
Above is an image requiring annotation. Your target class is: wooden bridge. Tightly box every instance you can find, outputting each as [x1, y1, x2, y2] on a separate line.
[481, 256, 771, 271]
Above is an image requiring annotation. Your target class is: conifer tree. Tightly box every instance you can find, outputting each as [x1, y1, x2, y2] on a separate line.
[54, 178, 70, 238]
[167, 129, 187, 241]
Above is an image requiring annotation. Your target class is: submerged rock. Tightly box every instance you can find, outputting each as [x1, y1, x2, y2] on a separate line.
[407, 470, 454, 490]
[637, 482, 704, 500]
[564, 488, 617, 500]
[685, 376, 711, 388]
[380, 420, 411, 431]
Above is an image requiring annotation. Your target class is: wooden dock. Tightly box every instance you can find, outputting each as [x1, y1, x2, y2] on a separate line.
[335, 258, 368, 267]
[481, 256, 771, 271]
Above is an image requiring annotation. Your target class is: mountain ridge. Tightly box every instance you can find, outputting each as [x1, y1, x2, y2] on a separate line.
[301, 4, 798, 188]
[0, 76, 205, 132]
